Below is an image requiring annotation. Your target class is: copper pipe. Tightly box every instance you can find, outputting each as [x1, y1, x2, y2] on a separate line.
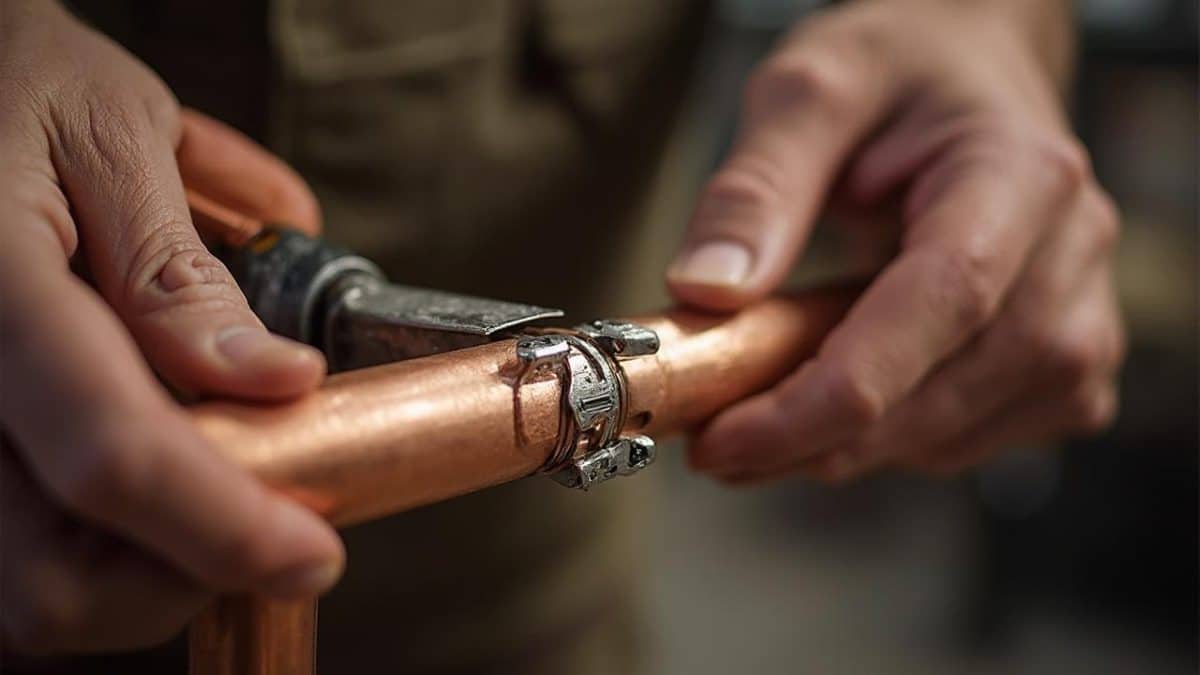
[187, 189, 266, 247]
[189, 286, 856, 526]
[186, 286, 855, 674]
[188, 597, 316, 675]
[186, 180, 316, 675]
[184, 180, 855, 674]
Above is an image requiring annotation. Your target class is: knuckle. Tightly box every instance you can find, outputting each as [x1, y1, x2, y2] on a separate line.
[1033, 328, 1101, 385]
[85, 64, 178, 130]
[1033, 135, 1092, 198]
[1054, 340, 1098, 385]
[927, 245, 1002, 333]
[830, 14, 890, 59]
[125, 236, 246, 320]
[954, 119, 1092, 202]
[139, 83, 182, 141]
[819, 365, 886, 427]
[951, 115, 1026, 156]
[743, 52, 854, 120]
[702, 160, 784, 213]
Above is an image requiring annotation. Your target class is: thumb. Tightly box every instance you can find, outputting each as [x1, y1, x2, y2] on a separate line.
[55, 97, 324, 401]
[667, 38, 897, 311]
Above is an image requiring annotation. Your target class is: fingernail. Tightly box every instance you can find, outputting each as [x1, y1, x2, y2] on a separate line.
[261, 559, 343, 598]
[669, 240, 753, 287]
[217, 327, 318, 369]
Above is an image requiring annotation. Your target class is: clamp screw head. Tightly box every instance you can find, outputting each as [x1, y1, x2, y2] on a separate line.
[577, 320, 660, 357]
[516, 335, 570, 368]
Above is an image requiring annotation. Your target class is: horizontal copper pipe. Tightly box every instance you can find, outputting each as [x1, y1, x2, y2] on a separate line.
[189, 286, 856, 526]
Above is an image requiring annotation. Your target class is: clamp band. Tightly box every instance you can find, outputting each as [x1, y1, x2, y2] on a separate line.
[515, 321, 659, 490]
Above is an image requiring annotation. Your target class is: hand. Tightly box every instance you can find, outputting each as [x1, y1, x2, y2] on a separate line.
[0, 1, 342, 654]
[667, 0, 1124, 483]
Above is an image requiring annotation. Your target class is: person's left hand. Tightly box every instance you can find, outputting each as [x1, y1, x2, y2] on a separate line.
[667, 0, 1125, 483]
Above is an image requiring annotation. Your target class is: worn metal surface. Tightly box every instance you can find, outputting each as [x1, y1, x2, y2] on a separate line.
[344, 283, 562, 336]
[554, 434, 656, 490]
[325, 276, 563, 368]
[213, 226, 565, 369]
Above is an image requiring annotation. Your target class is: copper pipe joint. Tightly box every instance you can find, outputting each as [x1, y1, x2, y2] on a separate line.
[189, 286, 856, 526]
[186, 286, 854, 675]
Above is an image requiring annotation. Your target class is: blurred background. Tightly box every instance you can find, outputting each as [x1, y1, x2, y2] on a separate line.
[13, 1, 1194, 673]
[633, 1, 1198, 673]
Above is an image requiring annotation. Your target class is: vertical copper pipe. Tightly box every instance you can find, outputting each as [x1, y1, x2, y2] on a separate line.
[189, 597, 316, 675]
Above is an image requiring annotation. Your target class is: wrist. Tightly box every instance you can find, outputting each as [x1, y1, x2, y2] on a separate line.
[856, 0, 1075, 90]
[984, 0, 1076, 89]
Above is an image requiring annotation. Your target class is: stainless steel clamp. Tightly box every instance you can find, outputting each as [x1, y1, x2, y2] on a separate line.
[516, 321, 659, 490]
[221, 228, 659, 490]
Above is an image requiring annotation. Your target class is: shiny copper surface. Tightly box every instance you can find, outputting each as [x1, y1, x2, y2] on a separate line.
[187, 286, 854, 675]
[189, 286, 855, 526]
[188, 597, 316, 675]
[188, 189, 265, 247]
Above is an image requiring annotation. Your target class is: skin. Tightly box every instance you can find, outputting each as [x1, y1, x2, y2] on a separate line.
[0, 0, 342, 654]
[668, 0, 1125, 484]
[0, 0, 1122, 657]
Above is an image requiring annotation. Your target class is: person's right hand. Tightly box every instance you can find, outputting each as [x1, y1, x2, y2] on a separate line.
[0, 1, 344, 654]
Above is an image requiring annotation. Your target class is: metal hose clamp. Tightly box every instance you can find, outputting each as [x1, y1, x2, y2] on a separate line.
[515, 320, 659, 490]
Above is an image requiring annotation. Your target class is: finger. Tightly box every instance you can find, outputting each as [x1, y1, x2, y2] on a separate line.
[690, 125, 1091, 472]
[707, 438, 873, 486]
[793, 263, 1124, 483]
[49, 90, 324, 399]
[905, 272, 1124, 475]
[0, 210, 344, 598]
[835, 189, 1121, 468]
[751, 260, 1122, 484]
[712, 378, 1116, 485]
[902, 377, 1120, 477]
[0, 445, 206, 654]
[667, 23, 901, 310]
[177, 108, 321, 234]
[844, 103, 966, 206]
